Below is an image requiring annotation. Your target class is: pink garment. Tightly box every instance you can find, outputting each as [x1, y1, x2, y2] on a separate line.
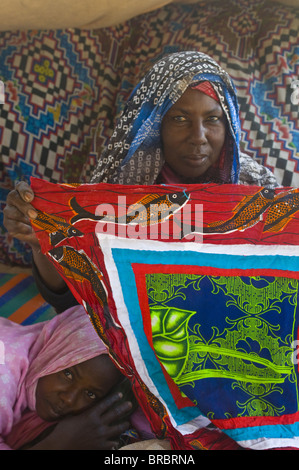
[0, 305, 107, 450]
[5, 410, 54, 450]
[159, 162, 185, 184]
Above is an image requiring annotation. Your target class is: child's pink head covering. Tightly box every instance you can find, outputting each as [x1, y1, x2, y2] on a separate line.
[25, 305, 108, 410]
[1, 305, 109, 449]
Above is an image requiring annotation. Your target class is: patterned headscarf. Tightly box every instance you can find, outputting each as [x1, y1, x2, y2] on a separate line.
[91, 51, 241, 185]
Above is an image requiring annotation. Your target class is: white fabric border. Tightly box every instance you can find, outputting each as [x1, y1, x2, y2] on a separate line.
[97, 234, 299, 257]
[238, 437, 299, 450]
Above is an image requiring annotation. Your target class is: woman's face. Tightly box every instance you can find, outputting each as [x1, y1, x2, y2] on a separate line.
[35, 355, 122, 421]
[161, 88, 227, 181]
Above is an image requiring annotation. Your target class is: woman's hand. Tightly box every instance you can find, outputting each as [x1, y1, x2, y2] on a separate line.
[4, 181, 71, 294]
[29, 392, 133, 450]
[3, 181, 40, 250]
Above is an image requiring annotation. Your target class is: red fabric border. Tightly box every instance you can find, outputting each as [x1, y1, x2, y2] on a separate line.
[132, 262, 299, 280]
[212, 410, 299, 430]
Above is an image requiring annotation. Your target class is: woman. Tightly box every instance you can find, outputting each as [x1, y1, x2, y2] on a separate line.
[3, 51, 279, 312]
[0, 305, 133, 450]
[90, 51, 277, 188]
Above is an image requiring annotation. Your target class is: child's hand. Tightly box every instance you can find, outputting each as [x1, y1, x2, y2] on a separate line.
[30, 392, 133, 450]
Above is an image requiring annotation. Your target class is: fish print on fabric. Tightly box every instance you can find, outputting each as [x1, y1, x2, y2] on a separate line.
[48, 245, 122, 331]
[263, 188, 299, 233]
[83, 301, 110, 346]
[48, 245, 108, 308]
[138, 381, 168, 439]
[202, 187, 276, 234]
[83, 301, 124, 358]
[31, 209, 83, 246]
[69, 191, 190, 227]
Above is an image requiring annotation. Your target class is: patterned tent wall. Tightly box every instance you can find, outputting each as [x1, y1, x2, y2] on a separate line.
[0, 0, 298, 266]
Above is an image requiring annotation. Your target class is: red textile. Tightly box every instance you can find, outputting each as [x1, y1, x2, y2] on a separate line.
[29, 178, 299, 450]
[191, 81, 220, 102]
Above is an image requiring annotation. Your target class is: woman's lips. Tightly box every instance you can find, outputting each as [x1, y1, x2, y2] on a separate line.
[183, 154, 208, 166]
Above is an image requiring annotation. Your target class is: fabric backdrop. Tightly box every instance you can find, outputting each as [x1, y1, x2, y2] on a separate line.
[0, 0, 298, 266]
[0, 0, 297, 31]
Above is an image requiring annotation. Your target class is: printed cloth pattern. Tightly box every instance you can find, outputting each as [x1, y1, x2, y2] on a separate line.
[30, 177, 299, 450]
[0, 0, 298, 266]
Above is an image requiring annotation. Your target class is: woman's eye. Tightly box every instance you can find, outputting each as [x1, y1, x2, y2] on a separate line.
[207, 116, 222, 123]
[173, 115, 187, 122]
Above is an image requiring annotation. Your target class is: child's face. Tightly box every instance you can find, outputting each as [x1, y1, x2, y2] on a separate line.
[35, 355, 122, 421]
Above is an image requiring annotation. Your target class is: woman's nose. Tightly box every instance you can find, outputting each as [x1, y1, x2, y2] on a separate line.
[189, 121, 208, 145]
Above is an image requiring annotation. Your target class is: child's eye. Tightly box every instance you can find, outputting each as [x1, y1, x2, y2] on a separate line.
[86, 390, 97, 400]
[63, 369, 73, 380]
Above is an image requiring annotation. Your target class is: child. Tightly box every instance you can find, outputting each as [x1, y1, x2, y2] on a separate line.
[0, 305, 136, 450]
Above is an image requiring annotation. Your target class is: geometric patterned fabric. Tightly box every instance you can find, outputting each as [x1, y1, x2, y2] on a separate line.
[1, 0, 298, 265]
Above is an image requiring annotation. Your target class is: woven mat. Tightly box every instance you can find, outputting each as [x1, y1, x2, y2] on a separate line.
[0, 272, 56, 324]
